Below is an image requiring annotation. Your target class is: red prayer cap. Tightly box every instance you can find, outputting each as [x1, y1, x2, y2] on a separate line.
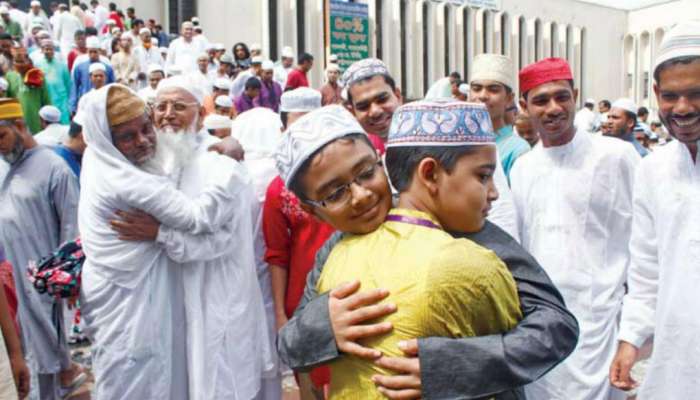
[519, 58, 573, 94]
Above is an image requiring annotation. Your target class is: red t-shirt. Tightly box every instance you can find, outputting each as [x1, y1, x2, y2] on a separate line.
[368, 134, 386, 155]
[285, 68, 309, 90]
[263, 176, 333, 388]
[67, 49, 85, 72]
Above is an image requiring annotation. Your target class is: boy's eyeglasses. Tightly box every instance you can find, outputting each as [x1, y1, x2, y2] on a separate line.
[305, 160, 383, 210]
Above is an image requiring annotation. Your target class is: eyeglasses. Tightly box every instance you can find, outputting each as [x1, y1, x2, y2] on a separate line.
[305, 160, 383, 210]
[153, 100, 199, 113]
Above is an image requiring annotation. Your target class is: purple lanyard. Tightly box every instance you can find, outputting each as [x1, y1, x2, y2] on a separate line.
[385, 214, 442, 230]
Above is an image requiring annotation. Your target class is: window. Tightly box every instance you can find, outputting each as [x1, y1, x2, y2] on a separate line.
[518, 17, 526, 69]
[444, 6, 450, 76]
[296, 0, 305, 53]
[463, 7, 471, 79]
[500, 13, 509, 56]
[422, 2, 429, 93]
[534, 19, 541, 60]
[169, 0, 196, 34]
[482, 10, 490, 53]
[269, 0, 278, 60]
[551, 22, 558, 57]
[400, 0, 407, 93]
[375, 0, 383, 59]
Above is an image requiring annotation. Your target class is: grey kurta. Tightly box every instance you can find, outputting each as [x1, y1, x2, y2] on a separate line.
[0, 146, 79, 375]
[278, 220, 580, 399]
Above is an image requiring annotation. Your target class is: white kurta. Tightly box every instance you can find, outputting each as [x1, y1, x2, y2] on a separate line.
[510, 131, 640, 400]
[488, 156, 519, 241]
[54, 11, 83, 56]
[166, 38, 206, 75]
[618, 140, 700, 399]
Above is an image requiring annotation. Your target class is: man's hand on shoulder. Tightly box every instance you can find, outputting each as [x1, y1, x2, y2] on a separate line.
[373, 339, 422, 399]
[328, 280, 396, 360]
[208, 136, 244, 161]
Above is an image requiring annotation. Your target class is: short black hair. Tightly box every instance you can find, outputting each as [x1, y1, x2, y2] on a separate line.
[288, 133, 374, 201]
[68, 121, 82, 138]
[449, 71, 461, 80]
[346, 73, 397, 104]
[623, 111, 637, 127]
[71, 0, 80, 5]
[74, 29, 85, 38]
[245, 77, 261, 90]
[133, 18, 144, 26]
[600, 100, 611, 109]
[298, 53, 314, 65]
[127, 7, 134, 13]
[0, 33, 12, 41]
[385, 145, 479, 192]
[108, 2, 116, 11]
[521, 79, 574, 100]
[654, 55, 700, 83]
[84, 27, 98, 36]
[637, 106, 649, 117]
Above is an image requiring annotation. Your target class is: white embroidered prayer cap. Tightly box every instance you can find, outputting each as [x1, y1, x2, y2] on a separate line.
[214, 95, 233, 108]
[275, 105, 366, 186]
[261, 60, 275, 71]
[89, 63, 106, 74]
[203, 114, 231, 130]
[86, 36, 101, 49]
[39, 105, 61, 123]
[470, 53, 515, 89]
[281, 46, 294, 59]
[213, 78, 231, 91]
[654, 20, 700, 77]
[280, 87, 322, 113]
[611, 98, 638, 115]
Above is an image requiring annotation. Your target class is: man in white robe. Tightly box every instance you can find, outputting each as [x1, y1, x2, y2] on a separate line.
[79, 82, 272, 400]
[610, 21, 700, 399]
[165, 21, 206, 75]
[511, 57, 640, 400]
[0, 98, 85, 399]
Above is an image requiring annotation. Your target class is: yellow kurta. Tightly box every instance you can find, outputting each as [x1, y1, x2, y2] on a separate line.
[317, 208, 522, 399]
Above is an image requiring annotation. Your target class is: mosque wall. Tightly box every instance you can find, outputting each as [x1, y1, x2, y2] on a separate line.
[114, 0, 689, 113]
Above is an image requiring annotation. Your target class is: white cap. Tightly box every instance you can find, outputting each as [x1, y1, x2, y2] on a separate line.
[281, 46, 294, 59]
[471, 54, 515, 89]
[106, 19, 116, 25]
[213, 78, 231, 91]
[0, 6, 9, 14]
[86, 36, 101, 49]
[280, 87, 322, 113]
[39, 105, 61, 123]
[458, 83, 469, 95]
[111, 27, 121, 35]
[612, 98, 638, 115]
[89, 63, 106, 74]
[30, 0, 41, 6]
[166, 65, 182, 76]
[191, 16, 199, 23]
[159, 46, 168, 54]
[250, 43, 261, 51]
[139, 27, 151, 35]
[654, 21, 700, 77]
[261, 60, 274, 71]
[326, 63, 340, 73]
[585, 98, 596, 105]
[214, 43, 225, 51]
[204, 114, 232, 130]
[329, 54, 338, 63]
[151, 37, 158, 46]
[214, 95, 233, 108]
[251, 55, 263, 64]
[147, 64, 164, 75]
[0, 77, 7, 91]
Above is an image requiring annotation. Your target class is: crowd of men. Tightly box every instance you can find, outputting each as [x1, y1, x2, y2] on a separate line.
[0, 1, 697, 400]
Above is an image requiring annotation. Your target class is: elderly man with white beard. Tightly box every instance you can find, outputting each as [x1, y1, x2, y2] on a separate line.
[79, 82, 273, 400]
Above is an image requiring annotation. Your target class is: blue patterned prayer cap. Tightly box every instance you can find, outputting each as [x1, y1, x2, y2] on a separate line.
[275, 105, 367, 186]
[387, 99, 496, 148]
[342, 58, 391, 89]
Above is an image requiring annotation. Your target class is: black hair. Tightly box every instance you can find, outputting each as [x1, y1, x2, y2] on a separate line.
[71, 0, 80, 5]
[280, 111, 288, 128]
[74, 29, 85, 38]
[651, 121, 662, 128]
[298, 52, 314, 65]
[623, 111, 638, 128]
[79, 3, 87, 11]
[385, 145, 479, 192]
[288, 133, 374, 201]
[90, 0, 98, 4]
[108, 2, 116, 11]
[84, 27, 97, 36]
[600, 100, 611, 109]
[126, 7, 134, 13]
[654, 55, 700, 83]
[346, 73, 397, 104]
[68, 121, 82, 138]
[245, 77, 261, 90]
[194, 27, 202, 33]
[521, 79, 574, 100]
[637, 106, 649, 117]
[133, 18, 144, 26]
[449, 71, 461, 80]
[0, 33, 12, 41]
[232, 42, 250, 61]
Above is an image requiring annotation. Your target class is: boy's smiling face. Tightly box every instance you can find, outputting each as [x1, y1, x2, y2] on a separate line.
[433, 145, 499, 232]
[299, 137, 392, 234]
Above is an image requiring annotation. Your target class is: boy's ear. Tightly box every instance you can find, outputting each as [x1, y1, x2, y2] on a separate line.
[416, 157, 440, 195]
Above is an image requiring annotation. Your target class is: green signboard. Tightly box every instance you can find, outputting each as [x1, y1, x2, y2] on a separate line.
[328, 0, 370, 72]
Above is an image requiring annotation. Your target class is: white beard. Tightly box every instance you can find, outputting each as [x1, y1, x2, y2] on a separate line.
[153, 122, 200, 176]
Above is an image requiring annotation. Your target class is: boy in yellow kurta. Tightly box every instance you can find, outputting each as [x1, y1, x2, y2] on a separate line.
[275, 102, 522, 399]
